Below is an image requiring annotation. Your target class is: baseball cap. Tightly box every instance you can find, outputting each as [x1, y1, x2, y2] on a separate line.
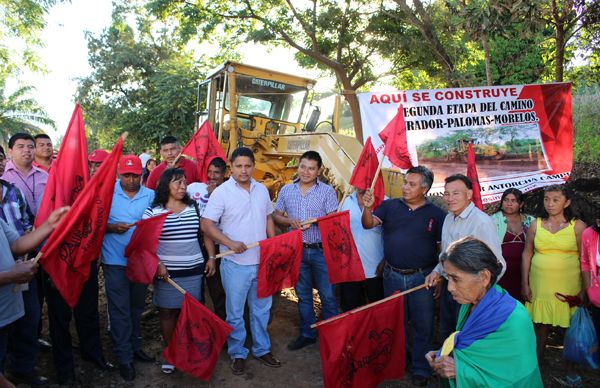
[89, 149, 109, 163]
[119, 155, 142, 175]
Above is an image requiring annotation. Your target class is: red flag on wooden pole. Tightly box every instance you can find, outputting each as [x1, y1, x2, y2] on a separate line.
[378, 104, 413, 170]
[163, 293, 232, 381]
[257, 229, 303, 298]
[349, 137, 385, 210]
[124, 212, 171, 284]
[317, 211, 365, 284]
[181, 121, 227, 183]
[317, 294, 406, 388]
[35, 103, 89, 227]
[467, 142, 484, 210]
[39, 136, 123, 308]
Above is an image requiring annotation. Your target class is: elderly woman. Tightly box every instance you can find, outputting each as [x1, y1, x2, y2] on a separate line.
[144, 168, 215, 374]
[426, 237, 542, 387]
[491, 188, 534, 299]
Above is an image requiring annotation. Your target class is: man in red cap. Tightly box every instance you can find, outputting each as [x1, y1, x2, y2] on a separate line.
[102, 155, 155, 382]
[88, 149, 109, 178]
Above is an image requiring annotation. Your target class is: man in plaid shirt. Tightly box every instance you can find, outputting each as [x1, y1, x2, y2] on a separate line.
[274, 150, 339, 351]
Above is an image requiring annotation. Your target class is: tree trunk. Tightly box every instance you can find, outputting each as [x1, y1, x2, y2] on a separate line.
[333, 67, 363, 143]
[555, 23, 565, 82]
[481, 30, 493, 86]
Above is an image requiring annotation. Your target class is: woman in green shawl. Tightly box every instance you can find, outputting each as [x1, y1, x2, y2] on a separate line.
[426, 237, 542, 387]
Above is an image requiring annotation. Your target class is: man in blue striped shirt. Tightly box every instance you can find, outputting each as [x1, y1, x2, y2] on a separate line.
[274, 151, 339, 351]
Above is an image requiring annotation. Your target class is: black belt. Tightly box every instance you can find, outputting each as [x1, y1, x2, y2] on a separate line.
[303, 242, 323, 249]
[386, 263, 424, 275]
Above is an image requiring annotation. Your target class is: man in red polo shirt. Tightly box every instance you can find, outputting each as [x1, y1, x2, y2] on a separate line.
[145, 136, 199, 190]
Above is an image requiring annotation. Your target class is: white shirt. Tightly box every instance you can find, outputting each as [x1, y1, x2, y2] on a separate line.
[202, 178, 273, 265]
[187, 182, 209, 216]
[434, 202, 505, 279]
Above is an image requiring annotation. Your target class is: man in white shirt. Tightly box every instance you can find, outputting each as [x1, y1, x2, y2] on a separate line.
[201, 147, 279, 375]
[425, 174, 503, 341]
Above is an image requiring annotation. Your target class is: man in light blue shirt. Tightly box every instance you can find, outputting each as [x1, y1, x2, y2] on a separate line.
[339, 189, 385, 311]
[101, 155, 154, 382]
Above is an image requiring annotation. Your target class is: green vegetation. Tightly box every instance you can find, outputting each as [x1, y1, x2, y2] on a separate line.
[573, 86, 600, 162]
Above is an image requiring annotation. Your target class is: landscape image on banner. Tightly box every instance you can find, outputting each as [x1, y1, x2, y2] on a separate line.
[414, 123, 549, 186]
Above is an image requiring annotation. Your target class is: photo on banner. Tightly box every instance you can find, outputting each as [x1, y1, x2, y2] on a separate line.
[358, 83, 573, 203]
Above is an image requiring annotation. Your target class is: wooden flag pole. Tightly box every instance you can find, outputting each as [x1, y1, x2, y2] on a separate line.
[215, 242, 260, 259]
[165, 277, 187, 295]
[337, 187, 352, 212]
[214, 218, 319, 259]
[31, 251, 43, 265]
[310, 281, 435, 329]
[370, 154, 385, 192]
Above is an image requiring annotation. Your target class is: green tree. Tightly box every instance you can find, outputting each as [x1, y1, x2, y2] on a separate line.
[538, 0, 600, 82]
[0, 80, 55, 144]
[0, 0, 64, 77]
[75, 4, 213, 153]
[148, 0, 392, 142]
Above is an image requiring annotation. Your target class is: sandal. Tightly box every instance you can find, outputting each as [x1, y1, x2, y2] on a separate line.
[161, 363, 175, 374]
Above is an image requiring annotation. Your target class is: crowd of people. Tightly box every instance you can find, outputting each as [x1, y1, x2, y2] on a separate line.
[0, 132, 598, 387]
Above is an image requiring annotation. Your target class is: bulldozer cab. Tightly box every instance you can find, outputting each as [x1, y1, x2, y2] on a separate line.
[195, 61, 400, 200]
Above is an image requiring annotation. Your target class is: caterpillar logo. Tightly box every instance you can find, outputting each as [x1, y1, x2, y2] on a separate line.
[252, 78, 286, 91]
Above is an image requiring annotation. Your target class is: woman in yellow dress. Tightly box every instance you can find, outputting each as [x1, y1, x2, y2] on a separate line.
[521, 184, 586, 386]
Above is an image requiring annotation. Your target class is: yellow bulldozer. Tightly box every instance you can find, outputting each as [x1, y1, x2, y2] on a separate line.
[195, 61, 403, 200]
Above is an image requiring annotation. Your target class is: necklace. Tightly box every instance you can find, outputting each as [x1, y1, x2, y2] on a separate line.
[15, 171, 36, 203]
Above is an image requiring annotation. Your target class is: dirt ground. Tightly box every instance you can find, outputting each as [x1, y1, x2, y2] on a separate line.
[29, 280, 600, 388]
[23, 161, 600, 387]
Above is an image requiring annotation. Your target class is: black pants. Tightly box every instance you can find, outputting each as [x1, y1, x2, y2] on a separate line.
[45, 262, 104, 380]
[339, 277, 384, 312]
[201, 258, 227, 321]
[440, 278, 461, 341]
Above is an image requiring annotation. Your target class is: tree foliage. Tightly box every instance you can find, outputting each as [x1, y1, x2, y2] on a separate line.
[148, 0, 393, 141]
[0, 80, 55, 143]
[75, 4, 215, 153]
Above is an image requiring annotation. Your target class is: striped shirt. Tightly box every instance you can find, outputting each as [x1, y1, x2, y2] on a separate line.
[275, 179, 338, 243]
[143, 205, 204, 277]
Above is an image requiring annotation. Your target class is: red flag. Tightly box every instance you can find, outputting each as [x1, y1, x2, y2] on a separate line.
[317, 295, 406, 388]
[467, 142, 483, 210]
[163, 293, 232, 381]
[349, 137, 385, 210]
[181, 121, 227, 183]
[35, 103, 89, 227]
[317, 211, 365, 284]
[257, 229, 303, 298]
[378, 105, 413, 169]
[124, 212, 171, 284]
[40, 137, 123, 308]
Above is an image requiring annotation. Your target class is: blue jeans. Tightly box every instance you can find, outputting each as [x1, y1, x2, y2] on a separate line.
[220, 259, 271, 359]
[7, 278, 40, 374]
[103, 264, 148, 364]
[296, 247, 339, 339]
[383, 265, 434, 378]
[440, 278, 460, 342]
